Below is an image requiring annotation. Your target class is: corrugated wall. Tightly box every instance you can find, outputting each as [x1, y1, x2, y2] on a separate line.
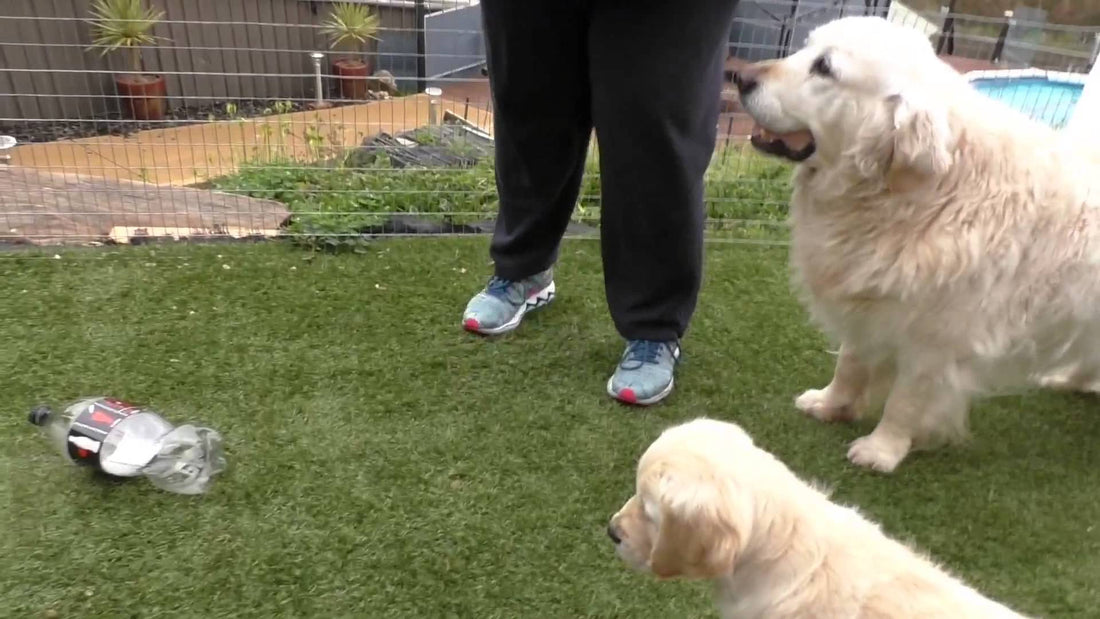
[0, 0, 419, 121]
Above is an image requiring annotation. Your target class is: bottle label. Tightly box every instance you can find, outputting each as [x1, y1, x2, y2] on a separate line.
[66, 398, 144, 468]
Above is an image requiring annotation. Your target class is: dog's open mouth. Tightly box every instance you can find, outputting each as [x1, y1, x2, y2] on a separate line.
[749, 123, 816, 162]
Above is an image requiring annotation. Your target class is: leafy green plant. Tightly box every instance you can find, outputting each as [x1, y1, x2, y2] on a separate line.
[320, 2, 381, 58]
[303, 125, 328, 160]
[87, 0, 165, 74]
[262, 100, 295, 116]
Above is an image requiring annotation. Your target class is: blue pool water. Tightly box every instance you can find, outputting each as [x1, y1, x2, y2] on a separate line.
[971, 77, 1083, 129]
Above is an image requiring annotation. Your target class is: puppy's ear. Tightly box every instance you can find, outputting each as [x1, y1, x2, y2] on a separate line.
[886, 92, 953, 177]
[647, 469, 746, 580]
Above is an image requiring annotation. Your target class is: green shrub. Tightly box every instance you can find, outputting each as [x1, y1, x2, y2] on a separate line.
[211, 142, 793, 241]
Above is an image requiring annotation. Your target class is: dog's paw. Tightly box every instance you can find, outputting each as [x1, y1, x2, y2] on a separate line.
[847, 434, 911, 473]
[795, 389, 858, 423]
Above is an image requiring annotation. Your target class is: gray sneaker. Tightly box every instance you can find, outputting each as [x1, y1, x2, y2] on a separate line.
[462, 267, 555, 335]
[607, 339, 682, 405]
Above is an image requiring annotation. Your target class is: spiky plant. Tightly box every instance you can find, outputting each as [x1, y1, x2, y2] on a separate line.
[320, 2, 381, 60]
[87, 0, 165, 75]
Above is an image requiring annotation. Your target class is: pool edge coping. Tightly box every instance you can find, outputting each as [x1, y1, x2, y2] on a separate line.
[965, 67, 1087, 86]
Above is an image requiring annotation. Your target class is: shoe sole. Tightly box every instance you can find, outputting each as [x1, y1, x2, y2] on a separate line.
[463, 281, 556, 336]
[607, 375, 675, 406]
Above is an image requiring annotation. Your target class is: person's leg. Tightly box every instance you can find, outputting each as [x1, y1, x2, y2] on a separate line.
[589, 0, 737, 403]
[462, 0, 593, 335]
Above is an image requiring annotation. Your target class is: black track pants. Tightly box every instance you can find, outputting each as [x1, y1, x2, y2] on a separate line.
[481, 0, 737, 341]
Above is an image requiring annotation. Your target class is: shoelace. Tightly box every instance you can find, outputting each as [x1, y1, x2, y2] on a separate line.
[486, 276, 513, 296]
[620, 340, 674, 369]
[485, 276, 524, 304]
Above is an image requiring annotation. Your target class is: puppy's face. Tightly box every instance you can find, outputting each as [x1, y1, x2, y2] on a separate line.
[608, 419, 756, 580]
[738, 16, 956, 177]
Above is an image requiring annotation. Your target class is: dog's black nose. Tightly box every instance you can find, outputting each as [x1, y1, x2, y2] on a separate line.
[732, 66, 761, 96]
[607, 524, 622, 544]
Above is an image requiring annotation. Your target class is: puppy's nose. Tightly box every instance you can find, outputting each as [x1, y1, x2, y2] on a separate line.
[607, 524, 622, 545]
[732, 65, 761, 96]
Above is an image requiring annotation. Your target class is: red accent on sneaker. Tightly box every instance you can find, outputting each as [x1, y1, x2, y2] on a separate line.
[617, 388, 637, 404]
[463, 318, 481, 332]
[527, 286, 545, 300]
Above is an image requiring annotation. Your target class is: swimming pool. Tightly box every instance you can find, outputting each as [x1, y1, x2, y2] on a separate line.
[968, 69, 1086, 129]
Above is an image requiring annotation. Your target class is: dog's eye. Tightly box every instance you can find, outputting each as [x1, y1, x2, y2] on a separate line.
[810, 55, 833, 78]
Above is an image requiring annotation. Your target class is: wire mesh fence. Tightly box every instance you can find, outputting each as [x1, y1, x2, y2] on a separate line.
[0, 0, 1095, 249]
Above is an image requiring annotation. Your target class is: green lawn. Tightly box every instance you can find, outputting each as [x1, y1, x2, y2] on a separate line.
[2, 239, 1099, 618]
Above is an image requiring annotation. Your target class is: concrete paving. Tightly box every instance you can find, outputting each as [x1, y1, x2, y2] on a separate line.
[0, 165, 289, 246]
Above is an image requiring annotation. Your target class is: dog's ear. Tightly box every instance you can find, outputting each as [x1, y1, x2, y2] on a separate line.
[646, 467, 746, 580]
[886, 91, 953, 177]
[851, 91, 953, 181]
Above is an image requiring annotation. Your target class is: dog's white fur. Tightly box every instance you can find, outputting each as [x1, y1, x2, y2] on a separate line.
[739, 16, 1100, 472]
[608, 418, 1027, 618]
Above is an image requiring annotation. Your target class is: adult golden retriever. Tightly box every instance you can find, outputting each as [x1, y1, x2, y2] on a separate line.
[607, 418, 1027, 618]
[734, 15, 1100, 472]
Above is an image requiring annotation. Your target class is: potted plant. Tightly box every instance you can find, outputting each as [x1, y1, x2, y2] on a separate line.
[87, 0, 168, 121]
[320, 2, 381, 100]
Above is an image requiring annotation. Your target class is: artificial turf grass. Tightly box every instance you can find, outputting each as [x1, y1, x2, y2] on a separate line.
[0, 238, 1096, 618]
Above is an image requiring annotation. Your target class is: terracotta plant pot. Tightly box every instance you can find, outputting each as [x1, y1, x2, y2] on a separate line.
[115, 74, 167, 121]
[332, 58, 372, 100]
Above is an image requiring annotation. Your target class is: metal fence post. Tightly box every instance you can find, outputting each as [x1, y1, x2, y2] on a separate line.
[991, 10, 1014, 64]
[936, 0, 957, 56]
[415, 0, 427, 93]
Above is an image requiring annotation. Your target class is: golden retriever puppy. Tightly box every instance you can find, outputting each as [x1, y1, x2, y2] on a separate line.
[733, 15, 1100, 472]
[608, 418, 1027, 618]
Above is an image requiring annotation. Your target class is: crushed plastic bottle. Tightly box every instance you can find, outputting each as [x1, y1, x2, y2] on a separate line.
[28, 396, 227, 495]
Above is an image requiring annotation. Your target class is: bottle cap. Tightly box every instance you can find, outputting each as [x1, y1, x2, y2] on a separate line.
[28, 405, 53, 426]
